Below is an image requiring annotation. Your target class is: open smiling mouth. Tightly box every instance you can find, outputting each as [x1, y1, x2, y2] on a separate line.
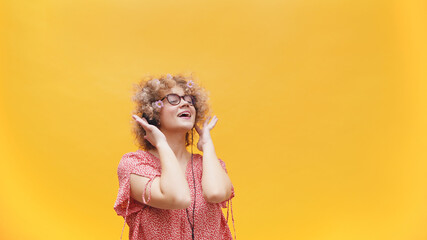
[177, 111, 191, 119]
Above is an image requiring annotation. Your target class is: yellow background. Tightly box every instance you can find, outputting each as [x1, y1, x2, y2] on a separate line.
[1, 0, 426, 239]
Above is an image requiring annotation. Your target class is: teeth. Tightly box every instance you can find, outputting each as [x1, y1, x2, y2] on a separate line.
[179, 112, 190, 117]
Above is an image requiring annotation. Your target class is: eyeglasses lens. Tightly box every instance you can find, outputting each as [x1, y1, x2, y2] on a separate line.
[167, 94, 180, 105]
[183, 95, 194, 104]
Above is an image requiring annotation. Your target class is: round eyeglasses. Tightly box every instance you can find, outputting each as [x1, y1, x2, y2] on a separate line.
[160, 93, 195, 106]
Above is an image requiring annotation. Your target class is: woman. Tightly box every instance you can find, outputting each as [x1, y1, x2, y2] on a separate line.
[114, 73, 235, 240]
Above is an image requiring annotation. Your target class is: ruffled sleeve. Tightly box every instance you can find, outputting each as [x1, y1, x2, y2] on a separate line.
[114, 151, 161, 218]
[218, 158, 235, 208]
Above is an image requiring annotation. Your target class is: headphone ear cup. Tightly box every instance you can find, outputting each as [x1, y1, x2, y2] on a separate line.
[142, 113, 159, 126]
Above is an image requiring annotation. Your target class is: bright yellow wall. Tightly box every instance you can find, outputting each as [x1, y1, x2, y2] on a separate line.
[1, 0, 426, 239]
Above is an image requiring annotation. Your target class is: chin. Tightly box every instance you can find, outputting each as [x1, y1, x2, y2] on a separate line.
[170, 122, 194, 132]
[162, 117, 195, 132]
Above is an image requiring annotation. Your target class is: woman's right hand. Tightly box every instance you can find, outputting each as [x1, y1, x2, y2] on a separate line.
[132, 115, 167, 148]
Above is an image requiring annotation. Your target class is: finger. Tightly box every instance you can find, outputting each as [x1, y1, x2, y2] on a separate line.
[209, 115, 217, 123]
[132, 114, 140, 120]
[209, 116, 218, 129]
[133, 115, 150, 130]
[207, 116, 217, 129]
[133, 115, 145, 126]
[204, 116, 211, 127]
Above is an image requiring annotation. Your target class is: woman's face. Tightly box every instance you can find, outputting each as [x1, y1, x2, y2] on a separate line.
[158, 86, 196, 133]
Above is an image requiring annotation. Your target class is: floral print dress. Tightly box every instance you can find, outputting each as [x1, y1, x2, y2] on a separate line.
[114, 150, 235, 240]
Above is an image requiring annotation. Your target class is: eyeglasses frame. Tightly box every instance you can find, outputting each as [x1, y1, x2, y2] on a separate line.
[160, 93, 195, 106]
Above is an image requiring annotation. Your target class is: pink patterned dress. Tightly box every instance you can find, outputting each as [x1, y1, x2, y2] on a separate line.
[114, 150, 235, 240]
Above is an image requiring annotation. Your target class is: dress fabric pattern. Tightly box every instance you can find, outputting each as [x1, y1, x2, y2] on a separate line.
[114, 150, 235, 240]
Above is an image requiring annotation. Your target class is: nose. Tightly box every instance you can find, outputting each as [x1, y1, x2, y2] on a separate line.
[177, 96, 191, 107]
[177, 98, 195, 113]
[179, 99, 191, 108]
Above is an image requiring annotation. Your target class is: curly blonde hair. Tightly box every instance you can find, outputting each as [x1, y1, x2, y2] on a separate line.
[131, 73, 210, 150]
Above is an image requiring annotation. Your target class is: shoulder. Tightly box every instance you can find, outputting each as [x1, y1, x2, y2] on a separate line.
[118, 150, 159, 171]
[122, 149, 157, 161]
[121, 149, 148, 158]
[117, 150, 162, 179]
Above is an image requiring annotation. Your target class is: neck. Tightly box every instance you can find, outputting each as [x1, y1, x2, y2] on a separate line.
[158, 129, 191, 163]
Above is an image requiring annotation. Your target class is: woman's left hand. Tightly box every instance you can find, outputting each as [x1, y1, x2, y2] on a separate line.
[195, 115, 218, 152]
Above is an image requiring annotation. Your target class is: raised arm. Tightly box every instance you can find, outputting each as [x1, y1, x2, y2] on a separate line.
[196, 116, 233, 203]
[130, 115, 191, 209]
